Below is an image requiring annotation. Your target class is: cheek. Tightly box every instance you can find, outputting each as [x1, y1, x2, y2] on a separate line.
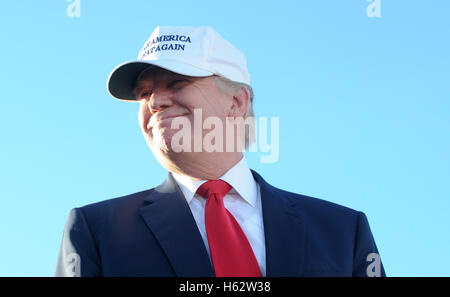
[204, 97, 231, 120]
[175, 88, 198, 108]
[147, 123, 178, 153]
[183, 90, 229, 118]
[138, 103, 150, 131]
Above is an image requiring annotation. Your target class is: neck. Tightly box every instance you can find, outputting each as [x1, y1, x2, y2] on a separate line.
[160, 152, 244, 180]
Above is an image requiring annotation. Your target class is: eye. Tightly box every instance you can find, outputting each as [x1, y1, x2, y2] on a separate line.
[138, 91, 152, 100]
[168, 79, 188, 88]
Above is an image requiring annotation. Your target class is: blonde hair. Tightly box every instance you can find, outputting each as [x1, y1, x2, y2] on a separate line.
[213, 76, 256, 150]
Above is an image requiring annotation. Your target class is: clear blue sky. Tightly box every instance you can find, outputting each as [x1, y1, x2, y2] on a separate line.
[1, 0, 449, 276]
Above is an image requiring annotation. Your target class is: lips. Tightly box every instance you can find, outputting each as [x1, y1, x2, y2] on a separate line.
[148, 112, 187, 130]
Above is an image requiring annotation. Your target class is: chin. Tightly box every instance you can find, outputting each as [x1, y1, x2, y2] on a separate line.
[147, 127, 177, 154]
[148, 138, 191, 175]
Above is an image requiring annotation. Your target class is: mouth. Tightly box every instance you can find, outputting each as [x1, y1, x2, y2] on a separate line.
[147, 113, 188, 130]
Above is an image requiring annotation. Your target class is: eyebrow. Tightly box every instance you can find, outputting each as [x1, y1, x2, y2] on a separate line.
[133, 77, 158, 98]
[133, 83, 150, 98]
[133, 75, 192, 97]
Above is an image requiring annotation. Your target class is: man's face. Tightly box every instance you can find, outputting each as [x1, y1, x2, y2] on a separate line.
[136, 67, 232, 157]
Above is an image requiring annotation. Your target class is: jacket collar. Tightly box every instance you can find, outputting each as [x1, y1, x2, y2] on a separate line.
[251, 170, 306, 276]
[139, 173, 214, 277]
[139, 170, 306, 277]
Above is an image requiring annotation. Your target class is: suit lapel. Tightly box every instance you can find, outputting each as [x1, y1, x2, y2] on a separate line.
[252, 170, 306, 276]
[139, 173, 214, 277]
[139, 170, 305, 277]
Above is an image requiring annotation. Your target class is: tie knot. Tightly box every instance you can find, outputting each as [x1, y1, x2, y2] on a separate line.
[196, 180, 232, 199]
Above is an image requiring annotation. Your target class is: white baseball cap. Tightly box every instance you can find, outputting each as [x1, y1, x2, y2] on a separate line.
[107, 26, 250, 101]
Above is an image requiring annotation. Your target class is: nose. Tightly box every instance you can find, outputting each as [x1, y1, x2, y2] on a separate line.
[147, 87, 173, 114]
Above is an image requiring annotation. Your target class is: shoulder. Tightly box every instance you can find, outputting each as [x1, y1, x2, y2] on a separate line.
[255, 172, 364, 235]
[269, 186, 384, 276]
[253, 170, 361, 222]
[275, 186, 360, 220]
[80, 188, 153, 212]
[267, 185, 369, 253]
[73, 188, 155, 231]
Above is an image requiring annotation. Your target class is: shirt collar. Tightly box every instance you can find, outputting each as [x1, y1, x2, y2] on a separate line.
[172, 156, 257, 207]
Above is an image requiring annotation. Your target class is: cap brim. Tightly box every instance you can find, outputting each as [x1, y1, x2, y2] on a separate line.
[107, 60, 213, 101]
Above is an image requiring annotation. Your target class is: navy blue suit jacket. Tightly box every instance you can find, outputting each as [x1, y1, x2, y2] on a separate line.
[55, 170, 385, 277]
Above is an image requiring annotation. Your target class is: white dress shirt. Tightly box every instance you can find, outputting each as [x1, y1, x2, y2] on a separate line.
[172, 156, 266, 276]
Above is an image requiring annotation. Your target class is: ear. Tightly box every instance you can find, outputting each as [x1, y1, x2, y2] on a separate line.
[228, 86, 250, 118]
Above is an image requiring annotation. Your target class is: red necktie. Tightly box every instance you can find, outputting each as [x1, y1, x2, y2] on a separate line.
[196, 180, 262, 277]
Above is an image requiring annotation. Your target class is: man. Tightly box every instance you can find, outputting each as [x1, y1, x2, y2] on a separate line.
[55, 26, 385, 277]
